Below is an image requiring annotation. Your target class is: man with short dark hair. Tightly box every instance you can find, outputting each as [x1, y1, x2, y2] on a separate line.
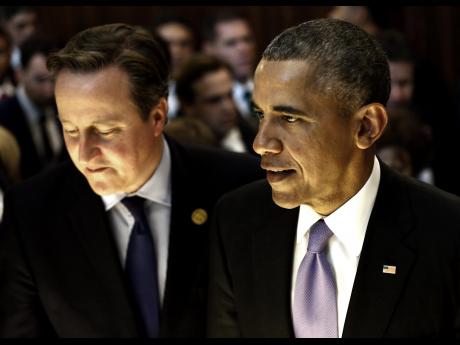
[208, 18, 460, 337]
[0, 23, 262, 337]
[173, 53, 256, 153]
[202, 10, 257, 122]
[153, 14, 196, 118]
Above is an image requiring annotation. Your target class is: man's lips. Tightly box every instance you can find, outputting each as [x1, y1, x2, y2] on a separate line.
[261, 164, 296, 183]
[86, 167, 108, 173]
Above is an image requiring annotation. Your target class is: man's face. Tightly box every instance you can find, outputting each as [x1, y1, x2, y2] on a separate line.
[208, 19, 256, 82]
[252, 60, 357, 210]
[6, 11, 37, 46]
[387, 61, 414, 110]
[20, 53, 54, 106]
[55, 66, 166, 196]
[156, 23, 194, 78]
[186, 68, 238, 139]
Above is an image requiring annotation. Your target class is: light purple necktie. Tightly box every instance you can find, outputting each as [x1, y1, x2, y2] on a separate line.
[293, 219, 338, 338]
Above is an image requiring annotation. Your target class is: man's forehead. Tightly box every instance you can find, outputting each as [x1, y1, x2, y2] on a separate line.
[216, 20, 250, 37]
[255, 59, 314, 84]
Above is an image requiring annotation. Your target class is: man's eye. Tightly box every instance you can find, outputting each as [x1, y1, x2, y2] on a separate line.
[282, 115, 297, 123]
[64, 129, 79, 137]
[253, 110, 264, 119]
[96, 129, 117, 136]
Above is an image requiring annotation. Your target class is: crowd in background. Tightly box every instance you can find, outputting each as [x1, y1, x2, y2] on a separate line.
[0, 5, 459, 220]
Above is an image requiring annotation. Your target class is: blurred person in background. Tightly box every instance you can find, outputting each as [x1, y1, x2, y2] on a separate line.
[376, 29, 459, 195]
[153, 14, 196, 119]
[174, 53, 256, 154]
[0, 33, 64, 179]
[377, 107, 434, 183]
[0, 6, 38, 71]
[202, 10, 257, 126]
[327, 6, 384, 35]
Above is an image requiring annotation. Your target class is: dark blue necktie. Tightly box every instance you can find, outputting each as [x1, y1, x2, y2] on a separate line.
[122, 196, 160, 338]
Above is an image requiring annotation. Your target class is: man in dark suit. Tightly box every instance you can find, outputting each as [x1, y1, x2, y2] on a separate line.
[0, 33, 64, 179]
[207, 18, 460, 337]
[0, 23, 262, 337]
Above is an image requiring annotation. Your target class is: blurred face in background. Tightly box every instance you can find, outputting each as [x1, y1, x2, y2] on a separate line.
[5, 10, 37, 46]
[156, 22, 195, 79]
[19, 53, 54, 106]
[387, 61, 414, 110]
[185, 67, 238, 139]
[205, 19, 256, 83]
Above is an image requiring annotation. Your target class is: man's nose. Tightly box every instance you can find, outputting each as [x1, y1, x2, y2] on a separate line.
[252, 119, 282, 156]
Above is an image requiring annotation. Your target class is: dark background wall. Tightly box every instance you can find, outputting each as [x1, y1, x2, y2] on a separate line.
[36, 6, 460, 97]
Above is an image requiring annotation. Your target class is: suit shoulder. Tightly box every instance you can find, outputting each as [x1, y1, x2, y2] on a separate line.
[183, 141, 259, 166]
[5, 160, 78, 207]
[385, 165, 460, 218]
[402, 173, 460, 210]
[168, 137, 263, 185]
[217, 179, 271, 213]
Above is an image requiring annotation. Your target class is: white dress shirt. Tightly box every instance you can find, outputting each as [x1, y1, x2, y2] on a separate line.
[167, 81, 179, 119]
[291, 156, 381, 337]
[16, 86, 63, 158]
[233, 79, 253, 118]
[101, 136, 172, 306]
[220, 127, 247, 153]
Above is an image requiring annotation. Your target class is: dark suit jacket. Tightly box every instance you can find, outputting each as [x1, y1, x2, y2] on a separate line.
[0, 137, 263, 337]
[0, 95, 66, 180]
[208, 163, 460, 337]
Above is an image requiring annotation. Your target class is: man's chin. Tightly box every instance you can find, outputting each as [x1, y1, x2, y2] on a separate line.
[271, 190, 300, 209]
[86, 178, 120, 196]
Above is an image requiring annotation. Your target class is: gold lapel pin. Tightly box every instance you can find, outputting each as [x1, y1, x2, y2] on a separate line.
[191, 208, 208, 225]
[382, 265, 397, 275]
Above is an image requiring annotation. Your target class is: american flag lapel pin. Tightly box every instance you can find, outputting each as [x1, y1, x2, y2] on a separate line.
[382, 265, 397, 275]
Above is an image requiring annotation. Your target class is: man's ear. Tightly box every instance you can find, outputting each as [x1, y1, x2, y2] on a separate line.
[150, 97, 168, 137]
[354, 103, 388, 149]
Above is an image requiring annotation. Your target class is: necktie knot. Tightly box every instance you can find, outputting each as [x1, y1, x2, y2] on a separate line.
[307, 219, 333, 253]
[122, 196, 146, 223]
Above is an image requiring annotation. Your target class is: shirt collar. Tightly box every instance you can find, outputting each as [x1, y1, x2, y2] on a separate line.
[233, 79, 254, 96]
[101, 136, 172, 211]
[297, 156, 381, 257]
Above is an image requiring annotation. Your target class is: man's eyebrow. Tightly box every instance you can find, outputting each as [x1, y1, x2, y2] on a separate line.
[59, 119, 123, 126]
[251, 102, 310, 117]
[273, 105, 308, 116]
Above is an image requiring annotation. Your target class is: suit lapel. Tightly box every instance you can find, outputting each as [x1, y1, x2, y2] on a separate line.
[65, 169, 138, 335]
[160, 139, 209, 335]
[253, 196, 298, 337]
[343, 164, 416, 337]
